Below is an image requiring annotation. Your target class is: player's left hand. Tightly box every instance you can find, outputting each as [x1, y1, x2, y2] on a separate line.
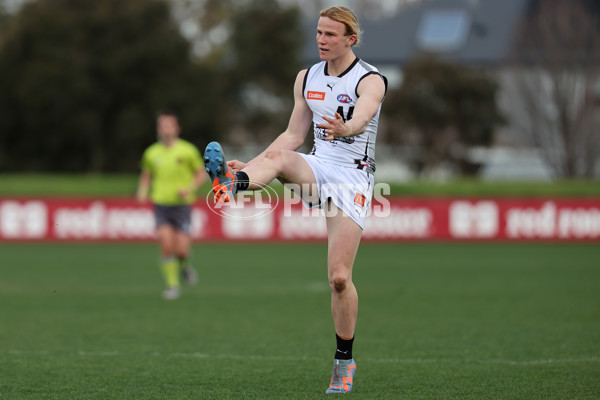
[227, 159, 247, 172]
[318, 112, 349, 141]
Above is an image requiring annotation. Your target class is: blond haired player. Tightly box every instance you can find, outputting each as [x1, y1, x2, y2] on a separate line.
[204, 6, 386, 393]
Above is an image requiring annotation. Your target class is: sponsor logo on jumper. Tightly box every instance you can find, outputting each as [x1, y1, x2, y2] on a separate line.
[337, 94, 352, 104]
[307, 91, 325, 100]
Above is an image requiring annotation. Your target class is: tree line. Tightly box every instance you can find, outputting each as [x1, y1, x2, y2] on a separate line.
[4, 0, 592, 178]
[0, 0, 302, 172]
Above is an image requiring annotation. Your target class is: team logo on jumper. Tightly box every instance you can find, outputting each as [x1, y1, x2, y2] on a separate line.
[354, 193, 366, 207]
[307, 91, 325, 100]
[337, 94, 352, 104]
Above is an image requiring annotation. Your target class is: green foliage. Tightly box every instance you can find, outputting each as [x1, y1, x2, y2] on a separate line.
[1, 243, 599, 398]
[0, 0, 221, 172]
[223, 0, 302, 142]
[0, 0, 305, 171]
[385, 55, 505, 176]
[228, 0, 301, 96]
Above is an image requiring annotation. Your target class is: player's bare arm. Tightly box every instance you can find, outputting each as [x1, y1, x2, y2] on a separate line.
[227, 70, 313, 171]
[137, 169, 152, 203]
[318, 73, 386, 141]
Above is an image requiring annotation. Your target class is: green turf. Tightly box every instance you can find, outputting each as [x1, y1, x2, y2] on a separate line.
[0, 174, 142, 197]
[0, 173, 599, 196]
[0, 243, 599, 399]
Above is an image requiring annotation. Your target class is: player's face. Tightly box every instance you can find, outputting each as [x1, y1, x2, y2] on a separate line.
[156, 115, 180, 143]
[315, 17, 355, 62]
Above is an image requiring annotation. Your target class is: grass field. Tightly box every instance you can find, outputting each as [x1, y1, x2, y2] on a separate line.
[0, 243, 598, 399]
[1, 173, 600, 197]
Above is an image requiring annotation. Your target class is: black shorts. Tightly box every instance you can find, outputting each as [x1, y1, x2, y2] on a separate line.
[153, 204, 192, 234]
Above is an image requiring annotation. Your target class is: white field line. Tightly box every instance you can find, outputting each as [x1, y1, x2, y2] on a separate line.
[5, 350, 600, 366]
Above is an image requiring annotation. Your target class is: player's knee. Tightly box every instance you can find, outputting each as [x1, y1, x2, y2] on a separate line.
[263, 149, 289, 177]
[265, 149, 282, 162]
[329, 270, 350, 293]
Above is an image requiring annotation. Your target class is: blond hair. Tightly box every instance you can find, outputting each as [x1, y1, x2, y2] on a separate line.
[320, 6, 362, 46]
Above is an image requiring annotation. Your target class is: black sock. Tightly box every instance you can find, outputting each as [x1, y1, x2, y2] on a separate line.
[236, 171, 249, 191]
[334, 333, 354, 360]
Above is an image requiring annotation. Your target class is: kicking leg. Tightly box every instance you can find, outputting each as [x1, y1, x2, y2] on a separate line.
[242, 149, 316, 191]
[204, 141, 316, 200]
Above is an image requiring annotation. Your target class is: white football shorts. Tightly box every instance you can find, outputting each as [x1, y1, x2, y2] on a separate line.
[298, 154, 374, 229]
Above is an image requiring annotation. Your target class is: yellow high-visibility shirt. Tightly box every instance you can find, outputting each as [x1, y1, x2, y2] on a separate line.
[140, 139, 203, 205]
